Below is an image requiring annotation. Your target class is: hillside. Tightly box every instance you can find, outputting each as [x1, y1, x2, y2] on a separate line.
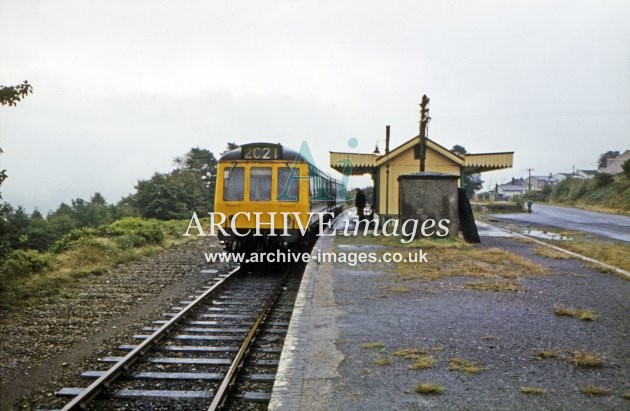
[525, 173, 630, 213]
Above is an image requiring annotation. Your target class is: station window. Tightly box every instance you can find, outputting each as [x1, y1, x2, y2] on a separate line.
[250, 167, 272, 201]
[277, 167, 299, 201]
[223, 166, 244, 201]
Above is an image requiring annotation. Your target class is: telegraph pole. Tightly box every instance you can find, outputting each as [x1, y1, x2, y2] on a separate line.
[526, 168, 534, 190]
[419, 94, 430, 172]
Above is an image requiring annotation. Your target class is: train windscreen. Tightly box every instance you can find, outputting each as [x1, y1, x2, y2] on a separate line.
[223, 166, 244, 201]
[250, 167, 272, 201]
[277, 167, 299, 201]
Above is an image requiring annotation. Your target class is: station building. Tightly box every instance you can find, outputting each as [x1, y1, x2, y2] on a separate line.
[330, 133, 513, 216]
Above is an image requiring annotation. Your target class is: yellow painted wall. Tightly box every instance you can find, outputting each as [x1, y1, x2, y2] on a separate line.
[377, 145, 460, 215]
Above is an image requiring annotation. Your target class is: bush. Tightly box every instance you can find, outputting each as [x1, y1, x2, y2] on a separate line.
[523, 186, 551, 202]
[1, 249, 52, 279]
[551, 178, 588, 202]
[589, 173, 614, 190]
[567, 180, 588, 201]
[50, 217, 165, 252]
[623, 159, 630, 179]
[50, 227, 99, 253]
[108, 218, 164, 246]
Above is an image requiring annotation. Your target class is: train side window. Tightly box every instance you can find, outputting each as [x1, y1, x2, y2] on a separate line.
[250, 167, 272, 201]
[277, 167, 299, 201]
[223, 167, 244, 201]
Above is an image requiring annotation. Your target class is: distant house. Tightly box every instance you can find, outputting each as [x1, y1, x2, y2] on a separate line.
[553, 170, 597, 181]
[600, 150, 630, 175]
[497, 178, 528, 198]
[553, 172, 574, 183]
[576, 169, 597, 179]
[527, 174, 557, 190]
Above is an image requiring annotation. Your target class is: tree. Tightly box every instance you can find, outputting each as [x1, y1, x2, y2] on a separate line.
[1, 80, 34, 255]
[0, 148, 6, 200]
[0, 206, 30, 257]
[451, 144, 467, 156]
[0, 80, 33, 106]
[221, 142, 240, 155]
[622, 159, 630, 179]
[597, 150, 620, 170]
[463, 174, 484, 198]
[451, 145, 484, 198]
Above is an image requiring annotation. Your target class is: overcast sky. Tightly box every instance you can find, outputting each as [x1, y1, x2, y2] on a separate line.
[1, 0, 629, 213]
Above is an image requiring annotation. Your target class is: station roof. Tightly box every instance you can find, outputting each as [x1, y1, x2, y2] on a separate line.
[330, 135, 513, 176]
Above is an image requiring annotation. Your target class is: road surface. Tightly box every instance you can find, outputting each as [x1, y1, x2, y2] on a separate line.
[491, 203, 630, 242]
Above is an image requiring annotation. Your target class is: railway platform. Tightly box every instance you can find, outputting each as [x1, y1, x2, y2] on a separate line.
[268, 213, 630, 410]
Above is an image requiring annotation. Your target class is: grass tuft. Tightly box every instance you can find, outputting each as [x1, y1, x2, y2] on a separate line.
[393, 347, 440, 370]
[580, 385, 610, 396]
[415, 383, 446, 395]
[373, 357, 392, 366]
[532, 246, 572, 260]
[447, 357, 486, 374]
[408, 355, 438, 370]
[390, 284, 412, 293]
[554, 305, 598, 321]
[394, 348, 429, 358]
[521, 386, 546, 395]
[466, 280, 521, 293]
[568, 350, 604, 368]
[361, 341, 385, 349]
[534, 350, 557, 360]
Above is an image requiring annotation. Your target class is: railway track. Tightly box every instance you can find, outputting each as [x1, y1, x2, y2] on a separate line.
[53, 264, 303, 410]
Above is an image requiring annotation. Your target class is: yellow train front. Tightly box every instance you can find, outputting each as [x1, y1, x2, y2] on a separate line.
[214, 142, 345, 253]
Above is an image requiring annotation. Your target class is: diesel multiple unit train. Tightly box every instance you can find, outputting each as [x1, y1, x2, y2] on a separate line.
[214, 142, 346, 252]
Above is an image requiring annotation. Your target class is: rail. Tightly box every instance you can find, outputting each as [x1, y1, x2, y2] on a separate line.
[61, 266, 241, 410]
[208, 280, 283, 410]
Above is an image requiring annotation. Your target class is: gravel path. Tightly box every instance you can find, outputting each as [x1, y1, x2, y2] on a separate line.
[0, 238, 229, 410]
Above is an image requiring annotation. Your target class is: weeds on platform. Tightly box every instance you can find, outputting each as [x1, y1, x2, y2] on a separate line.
[415, 383, 446, 395]
[398, 247, 546, 283]
[554, 305, 598, 321]
[534, 350, 558, 360]
[521, 386, 546, 395]
[336, 233, 549, 289]
[393, 347, 441, 370]
[408, 356, 438, 370]
[532, 246, 572, 260]
[390, 284, 412, 293]
[466, 280, 521, 293]
[531, 235, 630, 274]
[580, 385, 610, 396]
[373, 357, 392, 366]
[361, 341, 385, 350]
[447, 357, 486, 374]
[568, 350, 604, 368]
[562, 240, 630, 273]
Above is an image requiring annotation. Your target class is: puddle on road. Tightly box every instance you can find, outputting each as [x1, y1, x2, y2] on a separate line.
[523, 230, 572, 240]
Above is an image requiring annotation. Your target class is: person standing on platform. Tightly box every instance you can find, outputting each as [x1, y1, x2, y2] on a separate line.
[355, 189, 366, 220]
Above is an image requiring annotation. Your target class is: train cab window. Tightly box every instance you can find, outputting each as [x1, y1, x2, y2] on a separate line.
[250, 167, 272, 201]
[223, 166, 244, 201]
[277, 167, 299, 201]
